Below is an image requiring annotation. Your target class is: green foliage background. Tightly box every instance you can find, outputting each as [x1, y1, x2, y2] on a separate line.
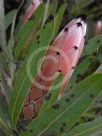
[0, 0, 102, 135]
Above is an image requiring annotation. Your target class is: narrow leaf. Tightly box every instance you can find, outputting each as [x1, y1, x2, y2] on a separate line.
[0, 53, 9, 73]
[65, 57, 90, 92]
[0, 90, 9, 121]
[0, 92, 12, 134]
[53, 4, 66, 38]
[39, 73, 63, 114]
[0, 117, 12, 135]
[7, 2, 24, 80]
[5, 10, 17, 29]
[83, 35, 102, 56]
[63, 117, 102, 136]
[20, 74, 102, 136]
[0, 70, 11, 102]
[0, 0, 8, 56]
[14, 5, 44, 59]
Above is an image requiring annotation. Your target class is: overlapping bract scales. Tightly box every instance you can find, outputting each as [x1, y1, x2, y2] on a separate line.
[22, 15, 87, 120]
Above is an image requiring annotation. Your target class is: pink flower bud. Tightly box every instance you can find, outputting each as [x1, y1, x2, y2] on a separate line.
[23, 0, 42, 25]
[94, 20, 102, 36]
[22, 15, 87, 120]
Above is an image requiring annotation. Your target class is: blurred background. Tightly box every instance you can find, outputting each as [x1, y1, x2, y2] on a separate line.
[4, 0, 102, 39]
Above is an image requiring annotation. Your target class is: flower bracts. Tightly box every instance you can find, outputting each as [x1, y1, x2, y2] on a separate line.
[22, 15, 87, 120]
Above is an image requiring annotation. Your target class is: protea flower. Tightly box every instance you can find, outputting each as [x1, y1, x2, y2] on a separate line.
[23, 0, 42, 25]
[22, 15, 87, 120]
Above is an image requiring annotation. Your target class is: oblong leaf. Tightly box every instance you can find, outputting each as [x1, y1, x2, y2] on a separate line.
[63, 117, 102, 136]
[83, 35, 102, 56]
[20, 74, 102, 136]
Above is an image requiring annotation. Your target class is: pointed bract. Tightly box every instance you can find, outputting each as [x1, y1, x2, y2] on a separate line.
[22, 16, 87, 120]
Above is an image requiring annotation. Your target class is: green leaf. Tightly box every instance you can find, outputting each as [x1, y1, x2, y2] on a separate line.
[0, 81, 11, 126]
[7, 2, 23, 80]
[13, 0, 31, 38]
[95, 64, 102, 73]
[65, 57, 90, 92]
[53, 4, 66, 38]
[0, 70, 11, 102]
[39, 73, 63, 114]
[50, 0, 58, 16]
[0, 93, 12, 135]
[42, 0, 50, 25]
[0, 90, 9, 120]
[0, 117, 12, 135]
[5, 10, 17, 29]
[14, 4, 44, 59]
[0, 53, 9, 73]
[83, 35, 102, 56]
[9, 21, 54, 127]
[20, 74, 102, 136]
[44, 0, 58, 23]
[0, 0, 8, 56]
[63, 117, 102, 136]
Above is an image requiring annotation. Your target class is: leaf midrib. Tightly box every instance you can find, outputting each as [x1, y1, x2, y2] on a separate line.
[35, 78, 102, 136]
